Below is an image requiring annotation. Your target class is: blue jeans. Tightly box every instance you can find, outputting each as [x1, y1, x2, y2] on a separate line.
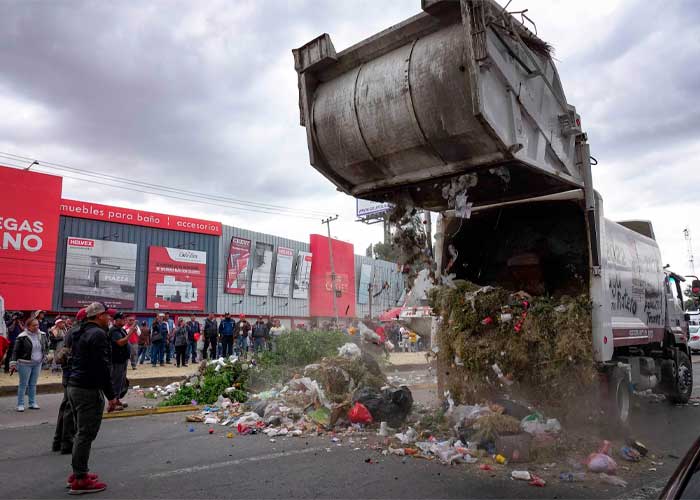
[187, 340, 198, 362]
[150, 341, 164, 366]
[17, 362, 41, 406]
[237, 337, 248, 355]
[253, 337, 265, 352]
[138, 345, 149, 363]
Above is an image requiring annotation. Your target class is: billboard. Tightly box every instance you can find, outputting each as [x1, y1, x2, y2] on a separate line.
[224, 236, 251, 295]
[309, 234, 356, 317]
[250, 241, 274, 296]
[60, 199, 222, 235]
[356, 198, 393, 218]
[146, 246, 206, 311]
[273, 247, 294, 298]
[292, 251, 313, 300]
[357, 263, 373, 305]
[62, 237, 137, 308]
[0, 166, 62, 310]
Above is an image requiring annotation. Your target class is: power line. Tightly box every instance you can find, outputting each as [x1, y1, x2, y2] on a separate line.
[0, 152, 332, 219]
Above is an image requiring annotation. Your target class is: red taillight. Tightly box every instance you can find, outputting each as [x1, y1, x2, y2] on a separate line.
[604, 336, 608, 344]
[692, 336, 700, 341]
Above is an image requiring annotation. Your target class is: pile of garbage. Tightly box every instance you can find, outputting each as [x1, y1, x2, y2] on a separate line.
[429, 280, 596, 409]
[181, 342, 414, 438]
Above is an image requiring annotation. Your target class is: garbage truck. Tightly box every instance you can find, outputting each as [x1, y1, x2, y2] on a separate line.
[293, 0, 692, 423]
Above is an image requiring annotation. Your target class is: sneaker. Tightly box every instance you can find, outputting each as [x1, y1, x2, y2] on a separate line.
[68, 478, 106, 495]
[16, 405, 25, 412]
[29, 403, 40, 410]
[66, 473, 98, 488]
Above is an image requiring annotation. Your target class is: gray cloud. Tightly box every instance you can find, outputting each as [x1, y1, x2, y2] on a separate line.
[0, 0, 699, 268]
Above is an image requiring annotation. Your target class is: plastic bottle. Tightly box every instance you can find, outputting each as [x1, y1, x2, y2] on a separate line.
[559, 472, 586, 482]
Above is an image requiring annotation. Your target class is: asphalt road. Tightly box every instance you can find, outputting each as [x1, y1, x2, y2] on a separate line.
[2, 365, 700, 499]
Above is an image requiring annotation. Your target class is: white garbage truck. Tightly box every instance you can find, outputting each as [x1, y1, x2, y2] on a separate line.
[293, 0, 692, 423]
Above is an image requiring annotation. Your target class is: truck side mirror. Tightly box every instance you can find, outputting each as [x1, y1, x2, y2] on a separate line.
[685, 313, 691, 322]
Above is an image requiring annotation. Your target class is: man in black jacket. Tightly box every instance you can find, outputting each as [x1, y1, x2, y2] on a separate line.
[108, 313, 129, 411]
[65, 302, 118, 494]
[203, 313, 218, 360]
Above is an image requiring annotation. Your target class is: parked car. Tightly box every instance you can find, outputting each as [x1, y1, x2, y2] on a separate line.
[689, 325, 700, 354]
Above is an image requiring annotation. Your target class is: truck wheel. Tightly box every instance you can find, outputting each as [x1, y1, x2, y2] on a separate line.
[608, 366, 631, 428]
[667, 351, 693, 404]
[612, 369, 631, 426]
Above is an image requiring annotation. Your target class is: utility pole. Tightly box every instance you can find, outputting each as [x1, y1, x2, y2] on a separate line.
[322, 215, 340, 326]
[368, 282, 373, 320]
[685, 227, 695, 275]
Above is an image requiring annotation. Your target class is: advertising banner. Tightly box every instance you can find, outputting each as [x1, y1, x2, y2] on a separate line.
[309, 234, 355, 317]
[0, 166, 62, 310]
[273, 246, 294, 297]
[60, 199, 222, 236]
[357, 263, 373, 305]
[356, 198, 393, 218]
[62, 237, 137, 308]
[250, 242, 274, 296]
[224, 236, 251, 295]
[292, 251, 312, 300]
[146, 246, 207, 311]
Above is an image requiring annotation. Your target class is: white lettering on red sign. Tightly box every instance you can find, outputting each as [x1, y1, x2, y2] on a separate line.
[67, 238, 95, 247]
[0, 216, 46, 252]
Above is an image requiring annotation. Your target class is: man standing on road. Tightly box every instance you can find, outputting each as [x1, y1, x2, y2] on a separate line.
[52, 308, 86, 454]
[186, 315, 200, 364]
[109, 313, 129, 410]
[125, 316, 140, 370]
[218, 313, 235, 357]
[66, 302, 118, 494]
[150, 315, 167, 366]
[203, 313, 218, 360]
[137, 321, 150, 365]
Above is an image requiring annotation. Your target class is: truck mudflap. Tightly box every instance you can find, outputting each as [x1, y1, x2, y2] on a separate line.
[293, 0, 585, 210]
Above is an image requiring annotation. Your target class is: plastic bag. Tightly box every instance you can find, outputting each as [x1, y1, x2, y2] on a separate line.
[338, 342, 361, 359]
[353, 386, 413, 427]
[449, 404, 493, 429]
[587, 453, 617, 473]
[348, 402, 373, 424]
[395, 427, 418, 444]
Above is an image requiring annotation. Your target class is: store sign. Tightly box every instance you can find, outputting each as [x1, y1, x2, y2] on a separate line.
[146, 246, 207, 311]
[292, 251, 312, 300]
[224, 236, 251, 295]
[0, 166, 62, 310]
[60, 199, 222, 236]
[250, 241, 273, 296]
[62, 237, 138, 308]
[273, 246, 294, 298]
[309, 234, 355, 317]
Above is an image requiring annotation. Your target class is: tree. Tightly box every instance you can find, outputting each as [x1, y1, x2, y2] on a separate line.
[370, 241, 399, 262]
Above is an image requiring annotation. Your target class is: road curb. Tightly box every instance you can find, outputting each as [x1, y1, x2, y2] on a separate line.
[0, 375, 185, 397]
[103, 404, 200, 419]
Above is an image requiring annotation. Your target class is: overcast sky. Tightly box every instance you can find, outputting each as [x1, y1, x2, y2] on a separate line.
[1, 0, 698, 275]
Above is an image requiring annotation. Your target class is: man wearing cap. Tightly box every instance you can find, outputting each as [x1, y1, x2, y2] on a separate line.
[125, 316, 140, 370]
[109, 313, 129, 410]
[65, 302, 118, 494]
[52, 308, 85, 454]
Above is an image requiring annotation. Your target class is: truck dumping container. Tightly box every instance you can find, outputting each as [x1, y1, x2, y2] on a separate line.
[293, 0, 585, 210]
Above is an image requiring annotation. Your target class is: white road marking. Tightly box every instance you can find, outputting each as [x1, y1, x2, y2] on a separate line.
[146, 446, 328, 478]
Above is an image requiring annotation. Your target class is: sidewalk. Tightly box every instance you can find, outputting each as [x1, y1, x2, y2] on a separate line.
[0, 362, 201, 396]
[0, 352, 429, 396]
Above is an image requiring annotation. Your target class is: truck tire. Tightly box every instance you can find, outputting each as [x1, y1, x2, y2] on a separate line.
[607, 366, 631, 428]
[667, 351, 693, 404]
